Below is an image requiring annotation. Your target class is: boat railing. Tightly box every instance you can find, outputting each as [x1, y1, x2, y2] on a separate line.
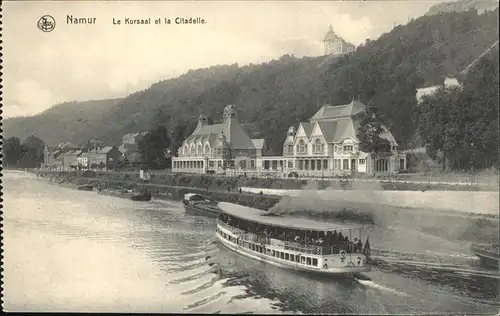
[216, 219, 245, 235]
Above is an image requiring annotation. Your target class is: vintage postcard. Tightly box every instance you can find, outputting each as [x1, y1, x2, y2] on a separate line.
[2, 0, 499, 314]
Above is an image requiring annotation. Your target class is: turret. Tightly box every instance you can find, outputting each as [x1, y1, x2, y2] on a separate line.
[197, 114, 208, 129]
[223, 104, 237, 122]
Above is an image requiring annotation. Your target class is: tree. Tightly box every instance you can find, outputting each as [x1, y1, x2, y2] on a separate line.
[417, 47, 499, 171]
[3, 137, 23, 168]
[138, 125, 171, 169]
[20, 135, 46, 168]
[355, 101, 391, 174]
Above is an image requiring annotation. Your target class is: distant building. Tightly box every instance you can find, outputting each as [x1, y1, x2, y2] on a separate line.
[63, 150, 83, 170]
[172, 105, 266, 174]
[416, 77, 462, 104]
[87, 146, 123, 170]
[323, 25, 355, 56]
[119, 131, 148, 166]
[43, 146, 64, 170]
[281, 100, 405, 176]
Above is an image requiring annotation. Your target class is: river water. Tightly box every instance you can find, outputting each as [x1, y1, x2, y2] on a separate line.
[3, 171, 499, 313]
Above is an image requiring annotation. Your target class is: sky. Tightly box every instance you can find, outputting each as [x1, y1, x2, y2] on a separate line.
[3, 0, 448, 119]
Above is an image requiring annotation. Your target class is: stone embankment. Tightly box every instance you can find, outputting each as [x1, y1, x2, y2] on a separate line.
[36, 170, 281, 211]
[37, 169, 498, 192]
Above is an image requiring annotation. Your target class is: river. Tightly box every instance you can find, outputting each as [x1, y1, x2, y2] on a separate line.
[3, 170, 499, 313]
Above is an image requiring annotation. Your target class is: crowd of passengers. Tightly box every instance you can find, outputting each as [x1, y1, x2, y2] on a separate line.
[218, 214, 364, 254]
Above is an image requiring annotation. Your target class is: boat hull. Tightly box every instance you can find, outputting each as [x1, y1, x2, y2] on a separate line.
[131, 194, 152, 201]
[471, 244, 499, 269]
[183, 204, 219, 217]
[77, 185, 93, 191]
[216, 231, 371, 275]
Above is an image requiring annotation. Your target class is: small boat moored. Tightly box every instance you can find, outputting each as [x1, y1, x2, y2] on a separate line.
[183, 193, 220, 217]
[131, 191, 152, 201]
[215, 202, 372, 276]
[77, 184, 94, 191]
[471, 243, 500, 269]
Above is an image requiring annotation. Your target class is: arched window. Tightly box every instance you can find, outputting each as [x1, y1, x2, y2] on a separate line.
[197, 144, 202, 155]
[314, 139, 323, 153]
[298, 139, 306, 153]
[204, 144, 210, 155]
[190, 145, 195, 155]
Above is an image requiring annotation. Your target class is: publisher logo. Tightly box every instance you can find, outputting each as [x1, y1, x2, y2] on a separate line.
[37, 15, 56, 32]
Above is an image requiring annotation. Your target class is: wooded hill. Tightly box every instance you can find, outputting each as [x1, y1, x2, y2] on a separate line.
[4, 8, 498, 156]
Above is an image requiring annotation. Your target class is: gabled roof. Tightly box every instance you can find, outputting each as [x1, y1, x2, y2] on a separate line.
[323, 25, 340, 41]
[316, 121, 337, 141]
[99, 146, 116, 154]
[251, 139, 265, 150]
[310, 100, 366, 121]
[297, 122, 314, 138]
[185, 120, 256, 150]
[223, 119, 256, 150]
[66, 150, 82, 156]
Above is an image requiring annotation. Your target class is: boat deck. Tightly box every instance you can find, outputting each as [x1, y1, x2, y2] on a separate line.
[217, 202, 358, 231]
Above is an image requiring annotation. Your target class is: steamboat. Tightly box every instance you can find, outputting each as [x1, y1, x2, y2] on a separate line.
[215, 202, 371, 275]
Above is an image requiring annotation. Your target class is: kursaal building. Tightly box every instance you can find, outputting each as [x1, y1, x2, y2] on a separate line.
[172, 102, 406, 177]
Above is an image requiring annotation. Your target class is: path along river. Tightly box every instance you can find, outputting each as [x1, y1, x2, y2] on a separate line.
[3, 171, 499, 313]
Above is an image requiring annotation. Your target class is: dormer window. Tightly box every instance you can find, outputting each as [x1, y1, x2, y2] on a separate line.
[343, 145, 353, 152]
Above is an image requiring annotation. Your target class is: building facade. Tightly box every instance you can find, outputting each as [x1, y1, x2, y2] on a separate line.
[280, 100, 406, 177]
[323, 25, 355, 56]
[172, 105, 265, 174]
[173, 102, 405, 177]
[87, 146, 123, 169]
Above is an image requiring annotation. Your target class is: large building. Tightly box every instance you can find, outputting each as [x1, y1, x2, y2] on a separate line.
[172, 105, 265, 174]
[323, 25, 355, 56]
[280, 100, 406, 177]
[173, 101, 405, 177]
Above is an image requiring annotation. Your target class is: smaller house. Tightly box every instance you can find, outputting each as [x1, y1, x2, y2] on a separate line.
[77, 152, 89, 169]
[63, 150, 82, 170]
[88, 146, 123, 170]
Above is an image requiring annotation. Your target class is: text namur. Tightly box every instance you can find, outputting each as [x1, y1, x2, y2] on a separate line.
[67, 15, 97, 24]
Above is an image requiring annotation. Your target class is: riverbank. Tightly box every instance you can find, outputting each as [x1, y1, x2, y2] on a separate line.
[36, 171, 281, 211]
[34, 170, 498, 192]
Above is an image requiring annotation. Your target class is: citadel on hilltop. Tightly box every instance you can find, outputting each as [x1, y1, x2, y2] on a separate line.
[323, 25, 355, 56]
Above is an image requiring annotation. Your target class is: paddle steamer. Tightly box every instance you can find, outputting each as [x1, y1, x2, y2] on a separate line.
[215, 202, 371, 275]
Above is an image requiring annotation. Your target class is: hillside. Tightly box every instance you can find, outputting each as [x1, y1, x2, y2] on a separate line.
[4, 8, 499, 153]
[426, 0, 498, 16]
[3, 99, 123, 146]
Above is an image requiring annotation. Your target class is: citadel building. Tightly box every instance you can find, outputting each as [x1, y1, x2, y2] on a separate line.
[323, 25, 355, 56]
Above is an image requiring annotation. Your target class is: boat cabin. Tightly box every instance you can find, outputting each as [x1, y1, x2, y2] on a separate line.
[183, 193, 210, 206]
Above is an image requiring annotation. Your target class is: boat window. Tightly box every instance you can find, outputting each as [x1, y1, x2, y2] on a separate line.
[280, 252, 284, 260]
[313, 258, 318, 267]
[301, 256, 306, 264]
[285, 253, 290, 261]
[296, 255, 300, 263]
[276, 251, 280, 258]
[272, 250, 275, 256]
[307, 257, 312, 266]
[290, 254, 295, 262]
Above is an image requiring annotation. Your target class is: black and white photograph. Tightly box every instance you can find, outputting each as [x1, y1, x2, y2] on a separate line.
[2, 0, 499, 314]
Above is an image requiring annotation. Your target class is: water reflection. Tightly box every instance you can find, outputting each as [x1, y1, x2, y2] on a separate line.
[3, 171, 499, 314]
